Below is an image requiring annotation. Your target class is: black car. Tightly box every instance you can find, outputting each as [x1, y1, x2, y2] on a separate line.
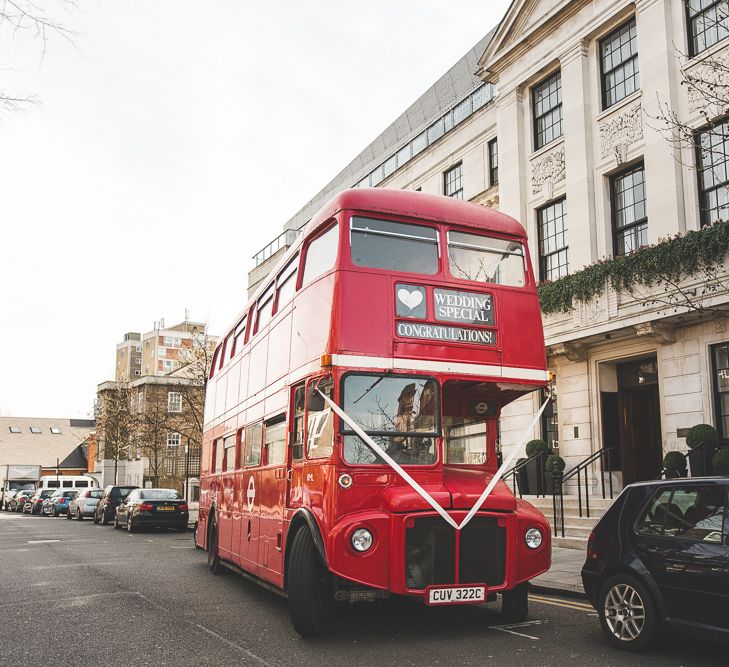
[582, 477, 728, 651]
[23, 489, 56, 515]
[113, 488, 188, 532]
[94, 485, 139, 525]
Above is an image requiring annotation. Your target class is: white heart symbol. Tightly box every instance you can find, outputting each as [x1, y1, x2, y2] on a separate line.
[397, 288, 423, 310]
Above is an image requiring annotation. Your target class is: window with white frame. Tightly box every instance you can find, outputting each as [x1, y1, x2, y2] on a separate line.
[444, 163, 463, 199]
[167, 432, 181, 449]
[688, 0, 729, 56]
[600, 18, 639, 109]
[532, 71, 563, 150]
[167, 392, 183, 413]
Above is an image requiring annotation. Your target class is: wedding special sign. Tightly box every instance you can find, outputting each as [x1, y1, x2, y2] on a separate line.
[395, 284, 496, 346]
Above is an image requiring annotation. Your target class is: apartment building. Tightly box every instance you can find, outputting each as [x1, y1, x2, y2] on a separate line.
[249, 0, 729, 491]
[115, 332, 142, 381]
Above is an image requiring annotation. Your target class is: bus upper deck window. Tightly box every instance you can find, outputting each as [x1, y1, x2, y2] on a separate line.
[447, 231, 525, 287]
[350, 216, 438, 274]
[301, 224, 338, 287]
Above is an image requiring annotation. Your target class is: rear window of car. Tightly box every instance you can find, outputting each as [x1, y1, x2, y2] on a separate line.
[111, 487, 137, 498]
[140, 490, 182, 500]
[89, 490, 103, 499]
[62, 491, 78, 498]
[637, 484, 727, 543]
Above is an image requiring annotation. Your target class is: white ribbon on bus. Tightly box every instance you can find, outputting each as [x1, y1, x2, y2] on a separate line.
[318, 389, 552, 531]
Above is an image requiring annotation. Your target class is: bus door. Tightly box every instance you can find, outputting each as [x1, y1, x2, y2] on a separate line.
[238, 422, 262, 576]
[218, 434, 236, 555]
[230, 428, 244, 564]
[257, 414, 287, 585]
[287, 385, 306, 510]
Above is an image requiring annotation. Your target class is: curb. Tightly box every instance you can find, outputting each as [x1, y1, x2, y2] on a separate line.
[529, 582, 588, 600]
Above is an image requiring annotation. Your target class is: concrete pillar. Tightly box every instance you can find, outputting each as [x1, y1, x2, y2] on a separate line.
[559, 39, 597, 269]
[496, 86, 528, 225]
[636, 0, 687, 238]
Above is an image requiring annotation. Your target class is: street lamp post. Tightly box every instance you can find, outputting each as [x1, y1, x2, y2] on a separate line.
[184, 439, 190, 503]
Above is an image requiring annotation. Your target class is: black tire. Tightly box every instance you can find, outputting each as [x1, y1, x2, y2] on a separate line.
[127, 516, 135, 533]
[597, 573, 658, 652]
[501, 582, 529, 623]
[76, 508, 83, 521]
[101, 511, 109, 526]
[287, 527, 333, 637]
[113, 514, 120, 530]
[93, 510, 100, 524]
[66, 509, 72, 520]
[207, 517, 224, 575]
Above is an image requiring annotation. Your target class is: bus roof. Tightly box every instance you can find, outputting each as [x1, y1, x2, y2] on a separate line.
[301, 188, 527, 240]
[223, 189, 528, 345]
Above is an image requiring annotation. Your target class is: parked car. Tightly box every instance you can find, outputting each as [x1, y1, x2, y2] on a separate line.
[94, 485, 139, 525]
[9, 489, 36, 512]
[2, 489, 19, 511]
[41, 490, 78, 517]
[114, 488, 188, 532]
[23, 489, 57, 515]
[582, 477, 729, 651]
[67, 488, 104, 521]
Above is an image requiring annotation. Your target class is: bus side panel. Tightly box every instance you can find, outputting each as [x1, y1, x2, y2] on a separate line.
[290, 273, 336, 370]
[266, 315, 292, 386]
[337, 271, 391, 357]
[218, 470, 235, 555]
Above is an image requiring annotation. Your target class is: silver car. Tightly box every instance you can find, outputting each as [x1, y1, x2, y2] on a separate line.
[67, 488, 103, 520]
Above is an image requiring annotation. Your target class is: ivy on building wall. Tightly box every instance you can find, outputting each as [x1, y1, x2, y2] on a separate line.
[537, 221, 729, 314]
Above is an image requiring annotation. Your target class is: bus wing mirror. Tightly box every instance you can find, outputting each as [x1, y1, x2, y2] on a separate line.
[306, 386, 325, 412]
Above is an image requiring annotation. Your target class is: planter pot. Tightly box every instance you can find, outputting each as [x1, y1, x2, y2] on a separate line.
[688, 446, 714, 477]
[525, 454, 547, 496]
[546, 472, 563, 495]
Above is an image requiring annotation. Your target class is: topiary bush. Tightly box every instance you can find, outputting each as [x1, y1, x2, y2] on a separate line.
[663, 451, 687, 478]
[713, 448, 729, 475]
[686, 424, 719, 450]
[545, 454, 566, 474]
[525, 439, 549, 457]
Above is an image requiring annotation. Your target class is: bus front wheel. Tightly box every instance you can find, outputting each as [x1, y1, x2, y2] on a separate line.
[287, 527, 333, 637]
[501, 583, 529, 623]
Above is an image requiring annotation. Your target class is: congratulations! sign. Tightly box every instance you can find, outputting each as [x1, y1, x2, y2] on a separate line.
[434, 289, 493, 326]
[396, 321, 496, 346]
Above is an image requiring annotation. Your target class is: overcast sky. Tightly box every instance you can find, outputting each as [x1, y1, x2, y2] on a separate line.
[0, 0, 511, 418]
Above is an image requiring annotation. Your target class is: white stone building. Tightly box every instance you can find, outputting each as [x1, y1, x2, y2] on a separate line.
[249, 0, 729, 492]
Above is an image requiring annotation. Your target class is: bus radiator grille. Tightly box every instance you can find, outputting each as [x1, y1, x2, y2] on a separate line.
[405, 516, 506, 590]
[458, 517, 506, 586]
[405, 517, 456, 589]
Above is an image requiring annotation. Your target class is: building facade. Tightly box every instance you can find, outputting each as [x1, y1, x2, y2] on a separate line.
[249, 0, 729, 491]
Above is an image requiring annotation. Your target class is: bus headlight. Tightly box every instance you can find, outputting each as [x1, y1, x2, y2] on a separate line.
[351, 528, 374, 552]
[525, 527, 543, 550]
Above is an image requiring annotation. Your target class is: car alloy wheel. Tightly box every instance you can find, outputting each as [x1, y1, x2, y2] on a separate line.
[604, 583, 646, 642]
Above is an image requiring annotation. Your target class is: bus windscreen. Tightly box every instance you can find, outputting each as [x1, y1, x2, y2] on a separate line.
[341, 374, 438, 465]
[350, 217, 438, 274]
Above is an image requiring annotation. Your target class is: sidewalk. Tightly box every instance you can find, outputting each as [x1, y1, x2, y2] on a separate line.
[531, 547, 586, 596]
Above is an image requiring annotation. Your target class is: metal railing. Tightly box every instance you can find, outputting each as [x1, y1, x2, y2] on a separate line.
[552, 447, 614, 538]
[501, 451, 548, 499]
[252, 229, 301, 267]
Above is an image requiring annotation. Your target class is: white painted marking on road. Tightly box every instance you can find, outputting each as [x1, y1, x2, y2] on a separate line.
[170, 545, 195, 549]
[132, 592, 270, 665]
[27, 539, 61, 544]
[490, 620, 545, 641]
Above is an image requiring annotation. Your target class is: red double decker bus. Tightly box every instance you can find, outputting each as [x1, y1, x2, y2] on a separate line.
[197, 189, 551, 636]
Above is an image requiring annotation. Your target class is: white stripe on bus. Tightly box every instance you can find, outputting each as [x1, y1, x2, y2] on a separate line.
[330, 354, 549, 382]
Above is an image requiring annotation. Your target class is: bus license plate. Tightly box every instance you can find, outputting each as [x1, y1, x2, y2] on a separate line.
[426, 585, 486, 606]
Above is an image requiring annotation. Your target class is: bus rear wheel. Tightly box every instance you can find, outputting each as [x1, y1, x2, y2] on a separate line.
[501, 582, 529, 623]
[287, 527, 333, 637]
[207, 518, 223, 575]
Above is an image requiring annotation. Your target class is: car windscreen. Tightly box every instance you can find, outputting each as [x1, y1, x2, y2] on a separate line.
[447, 231, 525, 286]
[9, 482, 36, 491]
[350, 216, 439, 274]
[140, 490, 182, 500]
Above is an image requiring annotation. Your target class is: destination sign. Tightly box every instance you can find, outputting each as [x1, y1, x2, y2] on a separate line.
[434, 289, 494, 326]
[396, 321, 496, 346]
